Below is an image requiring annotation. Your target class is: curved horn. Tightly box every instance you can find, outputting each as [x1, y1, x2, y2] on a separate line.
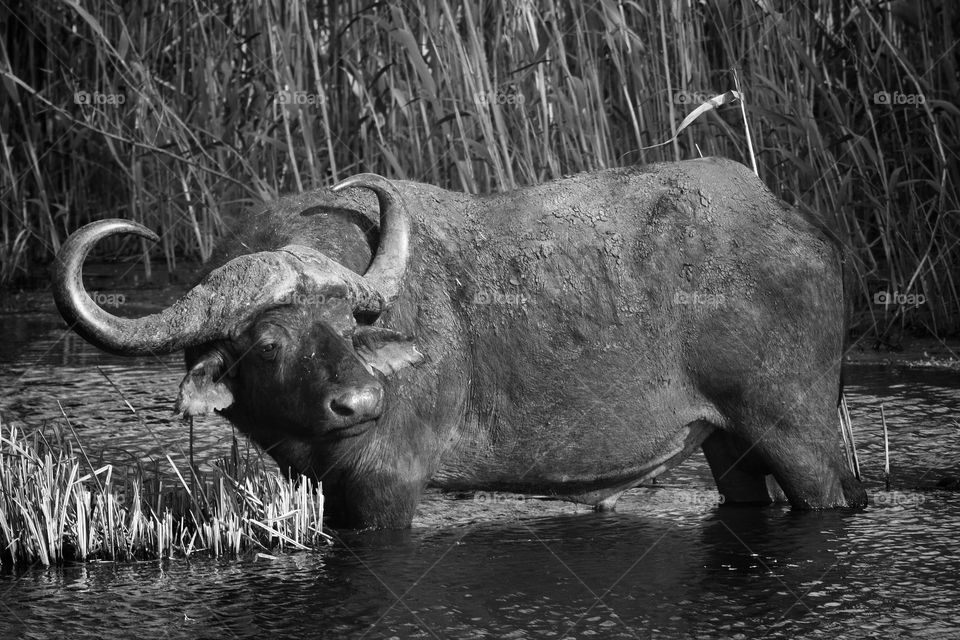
[331, 173, 410, 308]
[53, 220, 384, 355]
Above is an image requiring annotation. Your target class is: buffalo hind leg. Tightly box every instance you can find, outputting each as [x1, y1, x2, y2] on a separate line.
[701, 430, 777, 505]
[729, 402, 866, 509]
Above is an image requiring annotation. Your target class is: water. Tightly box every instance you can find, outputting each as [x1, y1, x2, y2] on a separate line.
[2, 292, 960, 639]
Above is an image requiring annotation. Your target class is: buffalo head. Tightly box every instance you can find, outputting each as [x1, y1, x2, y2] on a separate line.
[53, 174, 424, 524]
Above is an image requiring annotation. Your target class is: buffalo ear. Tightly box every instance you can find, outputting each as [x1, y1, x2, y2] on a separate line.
[176, 349, 235, 417]
[352, 327, 424, 375]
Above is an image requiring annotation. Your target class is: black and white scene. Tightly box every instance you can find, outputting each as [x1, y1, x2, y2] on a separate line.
[1, 0, 959, 638]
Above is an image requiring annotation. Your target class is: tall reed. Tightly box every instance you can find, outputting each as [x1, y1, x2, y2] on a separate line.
[1, 0, 957, 335]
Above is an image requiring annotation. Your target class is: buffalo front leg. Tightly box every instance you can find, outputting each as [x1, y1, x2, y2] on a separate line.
[701, 430, 778, 505]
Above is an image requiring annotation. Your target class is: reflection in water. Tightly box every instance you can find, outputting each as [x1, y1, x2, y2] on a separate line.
[1, 305, 959, 638]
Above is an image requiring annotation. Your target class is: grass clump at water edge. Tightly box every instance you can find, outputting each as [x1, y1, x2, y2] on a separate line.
[0, 419, 329, 569]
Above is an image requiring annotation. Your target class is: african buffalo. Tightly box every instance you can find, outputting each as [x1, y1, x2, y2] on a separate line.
[53, 157, 867, 528]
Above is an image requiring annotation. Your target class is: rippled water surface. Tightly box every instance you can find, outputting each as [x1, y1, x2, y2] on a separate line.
[1, 299, 959, 639]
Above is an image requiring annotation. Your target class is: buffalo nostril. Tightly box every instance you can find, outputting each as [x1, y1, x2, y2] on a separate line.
[325, 386, 383, 423]
[328, 397, 355, 418]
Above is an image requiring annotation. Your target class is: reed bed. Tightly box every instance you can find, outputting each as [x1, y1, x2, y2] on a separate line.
[0, 419, 328, 568]
[1, 0, 957, 335]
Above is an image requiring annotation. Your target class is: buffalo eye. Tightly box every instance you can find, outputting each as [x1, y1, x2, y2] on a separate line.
[258, 341, 280, 360]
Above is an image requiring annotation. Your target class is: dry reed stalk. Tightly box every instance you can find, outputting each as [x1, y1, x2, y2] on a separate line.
[0, 0, 955, 336]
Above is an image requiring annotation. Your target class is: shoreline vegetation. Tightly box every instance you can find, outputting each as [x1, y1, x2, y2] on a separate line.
[0, 419, 329, 569]
[0, 0, 957, 337]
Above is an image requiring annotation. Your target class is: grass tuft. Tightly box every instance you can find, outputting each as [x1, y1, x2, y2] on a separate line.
[0, 418, 329, 569]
